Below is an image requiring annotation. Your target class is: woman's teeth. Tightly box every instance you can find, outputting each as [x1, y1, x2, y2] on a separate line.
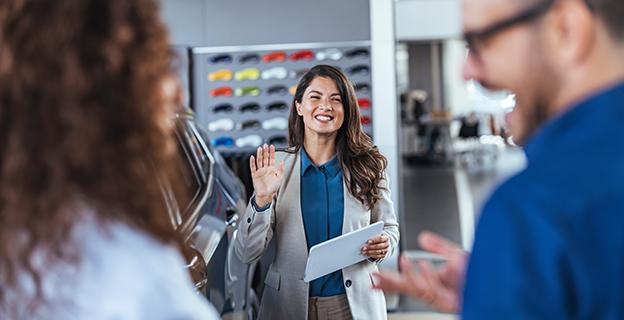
[315, 115, 332, 121]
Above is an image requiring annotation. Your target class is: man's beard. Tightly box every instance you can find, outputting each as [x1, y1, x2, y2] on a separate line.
[511, 41, 558, 146]
[523, 99, 549, 144]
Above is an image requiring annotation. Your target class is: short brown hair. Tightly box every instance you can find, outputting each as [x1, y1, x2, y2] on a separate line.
[586, 0, 624, 40]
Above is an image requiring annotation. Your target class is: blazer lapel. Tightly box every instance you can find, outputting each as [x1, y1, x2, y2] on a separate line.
[342, 173, 369, 234]
[276, 152, 309, 278]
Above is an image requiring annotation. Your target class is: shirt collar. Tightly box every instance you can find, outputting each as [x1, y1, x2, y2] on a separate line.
[300, 148, 341, 177]
[524, 81, 624, 161]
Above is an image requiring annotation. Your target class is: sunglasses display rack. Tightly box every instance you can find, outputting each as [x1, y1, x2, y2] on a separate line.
[192, 41, 373, 153]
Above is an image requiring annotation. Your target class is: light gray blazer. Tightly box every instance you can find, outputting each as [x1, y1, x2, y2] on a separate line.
[235, 151, 399, 320]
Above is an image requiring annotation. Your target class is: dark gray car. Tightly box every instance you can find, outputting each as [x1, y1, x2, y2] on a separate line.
[163, 109, 260, 319]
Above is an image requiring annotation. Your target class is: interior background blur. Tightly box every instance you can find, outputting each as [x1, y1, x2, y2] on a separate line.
[159, 0, 526, 318]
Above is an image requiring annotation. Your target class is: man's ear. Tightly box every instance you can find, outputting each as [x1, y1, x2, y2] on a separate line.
[548, 0, 595, 65]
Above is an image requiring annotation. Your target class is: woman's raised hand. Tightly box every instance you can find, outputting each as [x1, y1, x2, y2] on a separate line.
[250, 144, 284, 208]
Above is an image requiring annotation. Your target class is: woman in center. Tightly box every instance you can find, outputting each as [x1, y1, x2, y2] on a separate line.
[235, 64, 399, 319]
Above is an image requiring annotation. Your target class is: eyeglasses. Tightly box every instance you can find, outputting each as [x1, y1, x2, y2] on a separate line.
[464, 0, 557, 60]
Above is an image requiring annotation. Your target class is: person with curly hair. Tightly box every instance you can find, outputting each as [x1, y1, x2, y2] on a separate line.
[0, 1, 218, 319]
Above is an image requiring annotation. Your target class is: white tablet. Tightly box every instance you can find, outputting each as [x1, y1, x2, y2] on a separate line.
[304, 221, 384, 283]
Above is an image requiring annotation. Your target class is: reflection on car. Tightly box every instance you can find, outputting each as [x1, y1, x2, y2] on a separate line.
[165, 109, 261, 318]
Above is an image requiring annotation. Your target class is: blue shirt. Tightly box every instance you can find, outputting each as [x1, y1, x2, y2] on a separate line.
[463, 83, 624, 319]
[300, 149, 346, 297]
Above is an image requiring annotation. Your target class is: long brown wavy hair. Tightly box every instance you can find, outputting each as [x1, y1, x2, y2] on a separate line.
[288, 65, 388, 210]
[0, 0, 183, 314]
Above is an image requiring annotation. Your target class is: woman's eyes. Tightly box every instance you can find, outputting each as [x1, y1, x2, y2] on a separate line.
[308, 95, 341, 103]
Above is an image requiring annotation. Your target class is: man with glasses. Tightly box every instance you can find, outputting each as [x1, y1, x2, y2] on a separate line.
[373, 0, 624, 317]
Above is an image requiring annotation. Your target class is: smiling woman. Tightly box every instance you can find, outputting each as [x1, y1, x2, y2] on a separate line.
[234, 65, 399, 320]
[289, 65, 387, 211]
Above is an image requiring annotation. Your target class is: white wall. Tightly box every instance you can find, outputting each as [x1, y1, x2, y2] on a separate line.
[395, 0, 461, 41]
[395, 0, 469, 115]
[443, 39, 470, 115]
[371, 0, 399, 214]
[160, 0, 371, 47]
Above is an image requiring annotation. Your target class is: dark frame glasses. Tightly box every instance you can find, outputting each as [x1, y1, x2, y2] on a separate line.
[463, 0, 556, 55]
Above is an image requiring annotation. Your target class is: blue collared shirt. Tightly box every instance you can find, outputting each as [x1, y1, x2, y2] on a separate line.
[300, 149, 346, 297]
[463, 82, 624, 319]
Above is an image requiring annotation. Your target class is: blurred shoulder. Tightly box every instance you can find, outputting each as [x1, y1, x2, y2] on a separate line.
[72, 217, 220, 319]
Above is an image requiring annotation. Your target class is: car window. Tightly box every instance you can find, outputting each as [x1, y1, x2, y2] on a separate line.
[183, 120, 212, 180]
[171, 138, 202, 214]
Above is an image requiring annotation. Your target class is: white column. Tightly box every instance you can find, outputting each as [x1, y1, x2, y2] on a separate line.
[370, 0, 401, 311]
[370, 0, 399, 215]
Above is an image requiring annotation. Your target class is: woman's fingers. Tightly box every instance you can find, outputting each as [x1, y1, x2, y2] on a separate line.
[263, 144, 269, 167]
[361, 234, 389, 258]
[365, 241, 390, 251]
[256, 146, 263, 168]
[250, 155, 257, 172]
[269, 144, 276, 167]
[367, 234, 387, 244]
[362, 247, 389, 258]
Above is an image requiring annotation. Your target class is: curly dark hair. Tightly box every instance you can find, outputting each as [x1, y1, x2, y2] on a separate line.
[288, 65, 388, 211]
[0, 0, 182, 314]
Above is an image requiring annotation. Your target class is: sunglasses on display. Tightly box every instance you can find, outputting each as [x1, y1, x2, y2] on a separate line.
[267, 101, 289, 111]
[262, 51, 287, 63]
[209, 86, 233, 97]
[235, 86, 261, 97]
[209, 54, 233, 64]
[262, 117, 289, 130]
[289, 50, 315, 61]
[208, 118, 235, 132]
[261, 67, 289, 80]
[354, 82, 370, 94]
[239, 119, 262, 130]
[357, 98, 371, 108]
[360, 116, 372, 126]
[208, 69, 233, 81]
[347, 65, 370, 76]
[315, 48, 343, 61]
[267, 85, 289, 96]
[212, 136, 235, 148]
[235, 68, 260, 81]
[463, 0, 556, 59]
[239, 53, 261, 64]
[239, 102, 261, 113]
[345, 48, 370, 59]
[239, 119, 262, 131]
[236, 134, 263, 148]
[268, 135, 288, 146]
[212, 103, 234, 113]
[289, 68, 310, 79]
